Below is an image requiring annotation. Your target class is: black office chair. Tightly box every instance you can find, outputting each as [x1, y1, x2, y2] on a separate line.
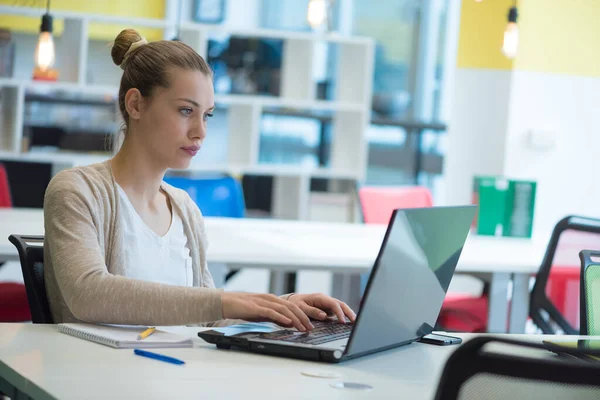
[529, 215, 600, 334]
[434, 336, 600, 400]
[7, 235, 53, 323]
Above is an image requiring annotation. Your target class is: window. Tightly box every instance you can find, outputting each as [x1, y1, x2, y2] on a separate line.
[352, 0, 455, 192]
[258, 0, 458, 194]
[353, 0, 418, 119]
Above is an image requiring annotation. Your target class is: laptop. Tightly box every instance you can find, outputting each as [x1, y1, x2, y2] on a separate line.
[198, 205, 476, 363]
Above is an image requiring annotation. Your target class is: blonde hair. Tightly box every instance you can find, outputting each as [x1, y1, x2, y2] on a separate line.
[110, 29, 212, 152]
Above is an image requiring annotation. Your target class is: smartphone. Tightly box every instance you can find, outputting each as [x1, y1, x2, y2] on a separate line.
[418, 333, 462, 346]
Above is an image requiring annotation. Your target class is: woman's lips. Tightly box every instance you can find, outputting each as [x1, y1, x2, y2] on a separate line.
[181, 145, 200, 156]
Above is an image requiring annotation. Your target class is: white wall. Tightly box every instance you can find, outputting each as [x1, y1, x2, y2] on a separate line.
[442, 68, 512, 206]
[503, 70, 600, 234]
[445, 66, 600, 236]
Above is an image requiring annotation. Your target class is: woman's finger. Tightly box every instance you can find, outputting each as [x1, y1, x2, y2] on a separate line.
[331, 302, 346, 324]
[286, 302, 314, 330]
[259, 306, 292, 327]
[264, 295, 313, 331]
[265, 300, 306, 332]
[339, 301, 357, 322]
[299, 303, 328, 321]
[314, 296, 347, 324]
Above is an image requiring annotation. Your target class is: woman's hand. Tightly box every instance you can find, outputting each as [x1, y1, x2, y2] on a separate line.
[288, 293, 356, 324]
[221, 292, 314, 332]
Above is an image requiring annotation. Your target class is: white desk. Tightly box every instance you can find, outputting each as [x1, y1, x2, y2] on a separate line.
[0, 324, 584, 400]
[205, 216, 546, 334]
[0, 209, 547, 333]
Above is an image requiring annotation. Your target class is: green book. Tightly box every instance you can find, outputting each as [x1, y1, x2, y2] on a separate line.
[473, 176, 509, 236]
[472, 176, 536, 238]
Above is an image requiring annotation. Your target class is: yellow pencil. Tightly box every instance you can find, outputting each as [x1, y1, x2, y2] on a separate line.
[137, 327, 156, 340]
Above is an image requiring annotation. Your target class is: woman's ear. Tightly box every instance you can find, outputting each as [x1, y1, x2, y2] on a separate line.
[124, 88, 144, 120]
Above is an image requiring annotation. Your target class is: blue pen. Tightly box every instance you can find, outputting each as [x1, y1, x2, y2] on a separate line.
[133, 349, 185, 366]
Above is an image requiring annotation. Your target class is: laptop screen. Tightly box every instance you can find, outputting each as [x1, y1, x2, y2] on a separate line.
[346, 206, 476, 358]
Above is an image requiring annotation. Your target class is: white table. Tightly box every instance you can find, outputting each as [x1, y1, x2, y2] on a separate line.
[0, 324, 585, 400]
[204, 216, 546, 334]
[0, 209, 547, 333]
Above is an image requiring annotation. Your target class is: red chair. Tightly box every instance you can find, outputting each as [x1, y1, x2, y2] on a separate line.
[530, 223, 600, 333]
[545, 266, 580, 328]
[435, 293, 489, 333]
[0, 282, 31, 321]
[0, 164, 31, 322]
[357, 185, 488, 332]
[358, 186, 433, 224]
[444, 218, 599, 334]
[0, 163, 11, 207]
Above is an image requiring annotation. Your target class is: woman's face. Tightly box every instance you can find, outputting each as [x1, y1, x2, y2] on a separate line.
[133, 67, 215, 170]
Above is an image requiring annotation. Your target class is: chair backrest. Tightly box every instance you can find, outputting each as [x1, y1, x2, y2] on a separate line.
[0, 163, 12, 208]
[530, 216, 600, 334]
[164, 175, 245, 218]
[357, 186, 433, 224]
[7, 235, 53, 323]
[434, 336, 600, 400]
[579, 250, 600, 335]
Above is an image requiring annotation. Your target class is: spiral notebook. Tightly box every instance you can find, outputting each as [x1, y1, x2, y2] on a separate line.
[57, 323, 194, 349]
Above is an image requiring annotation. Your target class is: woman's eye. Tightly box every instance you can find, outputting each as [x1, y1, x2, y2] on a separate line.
[180, 108, 193, 116]
[203, 113, 214, 121]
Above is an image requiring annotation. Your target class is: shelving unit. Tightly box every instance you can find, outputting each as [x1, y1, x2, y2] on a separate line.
[0, 4, 375, 220]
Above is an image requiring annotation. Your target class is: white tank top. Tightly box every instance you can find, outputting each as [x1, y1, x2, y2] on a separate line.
[116, 184, 193, 287]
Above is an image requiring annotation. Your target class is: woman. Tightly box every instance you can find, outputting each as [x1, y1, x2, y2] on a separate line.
[43, 29, 355, 331]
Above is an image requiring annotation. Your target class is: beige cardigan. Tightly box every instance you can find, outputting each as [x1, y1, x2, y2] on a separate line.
[44, 161, 228, 325]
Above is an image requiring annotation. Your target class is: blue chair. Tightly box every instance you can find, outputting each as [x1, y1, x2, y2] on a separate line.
[164, 174, 246, 283]
[163, 175, 245, 218]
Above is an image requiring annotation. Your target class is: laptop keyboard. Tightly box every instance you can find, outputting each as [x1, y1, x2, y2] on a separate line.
[261, 321, 353, 346]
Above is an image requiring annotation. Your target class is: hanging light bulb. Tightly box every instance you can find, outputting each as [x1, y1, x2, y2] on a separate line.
[502, 5, 519, 59]
[307, 0, 329, 30]
[33, 0, 58, 81]
[35, 15, 54, 71]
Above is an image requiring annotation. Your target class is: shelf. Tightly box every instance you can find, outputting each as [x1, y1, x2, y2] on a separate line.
[0, 79, 119, 96]
[0, 150, 358, 180]
[1, 80, 363, 112]
[234, 164, 359, 180]
[0, 150, 110, 166]
[215, 94, 364, 112]
[181, 23, 373, 46]
[370, 117, 447, 131]
[0, 78, 21, 88]
[25, 94, 115, 107]
[0, 3, 373, 221]
[184, 163, 359, 179]
[0, 5, 373, 46]
[24, 82, 119, 97]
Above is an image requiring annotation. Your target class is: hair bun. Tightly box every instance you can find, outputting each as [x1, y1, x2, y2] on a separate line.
[111, 29, 144, 68]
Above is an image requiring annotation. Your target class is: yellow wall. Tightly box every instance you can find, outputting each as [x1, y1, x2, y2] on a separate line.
[0, 0, 165, 41]
[457, 0, 600, 77]
[517, 0, 600, 77]
[456, 0, 515, 70]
